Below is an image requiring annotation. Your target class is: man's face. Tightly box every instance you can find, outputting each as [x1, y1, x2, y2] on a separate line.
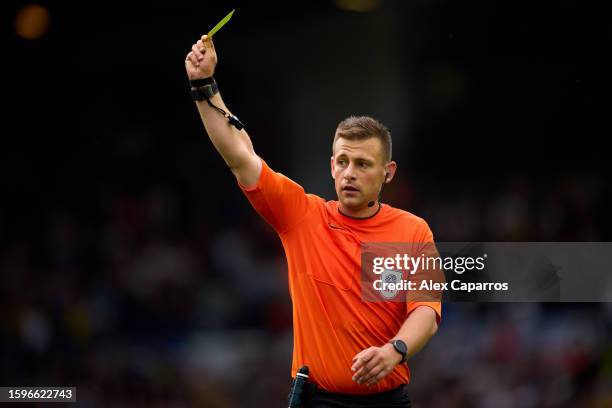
[331, 136, 396, 212]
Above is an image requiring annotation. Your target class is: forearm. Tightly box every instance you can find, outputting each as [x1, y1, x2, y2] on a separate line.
[186, 36, 261, 186]
[195, 92, 255, 169]
[393, 305, 438, 360]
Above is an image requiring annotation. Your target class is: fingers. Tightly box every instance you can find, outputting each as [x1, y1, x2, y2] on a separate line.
[351, 346, 398, 386]
[352, 353, 380, 384]
[186, 51, 198, 67]
[186, 34, 217, 68]
[353, 360, 391, 386]
[197, 39, 207, 54]
[192, 42, 205, 62]
[364, 366, 388, 386]
[351, 348, 374, 372]
[201, 34, 215, 50]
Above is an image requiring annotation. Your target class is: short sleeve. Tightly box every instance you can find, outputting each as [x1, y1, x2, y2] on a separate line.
[408, 219, 442, 324]
[239, 158, 315, 234]
[407, 301, 442, 325]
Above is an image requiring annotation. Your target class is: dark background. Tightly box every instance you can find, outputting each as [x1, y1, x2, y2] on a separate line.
[2, 1, 611, 406]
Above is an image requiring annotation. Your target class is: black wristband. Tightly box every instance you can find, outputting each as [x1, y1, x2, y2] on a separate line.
[189, 77, 215, 88]
[189, 76, 245, 130]
[190, 77, 219, 101]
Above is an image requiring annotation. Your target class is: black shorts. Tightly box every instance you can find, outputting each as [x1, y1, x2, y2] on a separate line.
[305, 385, 411, 408]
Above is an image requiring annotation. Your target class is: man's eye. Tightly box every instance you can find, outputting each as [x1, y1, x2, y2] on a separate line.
[359, 162, 368, 168]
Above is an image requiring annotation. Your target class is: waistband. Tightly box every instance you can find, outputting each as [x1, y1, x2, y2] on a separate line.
[313, 384, 409, 403]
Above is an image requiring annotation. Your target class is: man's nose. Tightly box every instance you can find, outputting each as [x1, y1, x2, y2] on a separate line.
[343, 163, 357, 180]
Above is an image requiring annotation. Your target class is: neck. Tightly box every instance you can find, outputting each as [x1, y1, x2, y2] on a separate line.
[338, 201, 381, 219]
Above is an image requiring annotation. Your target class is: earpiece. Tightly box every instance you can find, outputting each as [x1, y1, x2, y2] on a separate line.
[368, 172, 390, 208]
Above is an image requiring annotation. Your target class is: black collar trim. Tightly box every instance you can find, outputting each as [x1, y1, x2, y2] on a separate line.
[337, 203, 382, 220]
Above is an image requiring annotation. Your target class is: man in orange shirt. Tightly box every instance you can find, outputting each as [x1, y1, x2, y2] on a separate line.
[186, 35, 440, 407]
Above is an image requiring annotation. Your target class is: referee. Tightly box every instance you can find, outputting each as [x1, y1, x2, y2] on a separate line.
[186, 35, 440, 408]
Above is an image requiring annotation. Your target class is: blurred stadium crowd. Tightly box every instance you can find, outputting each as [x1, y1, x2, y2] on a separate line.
[1, 149, 610, 406]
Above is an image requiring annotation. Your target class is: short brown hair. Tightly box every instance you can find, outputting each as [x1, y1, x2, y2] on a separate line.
[333, 116, 392, 162]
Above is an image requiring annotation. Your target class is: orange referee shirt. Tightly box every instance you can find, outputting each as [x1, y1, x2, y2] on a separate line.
[240, 159, 441, 394]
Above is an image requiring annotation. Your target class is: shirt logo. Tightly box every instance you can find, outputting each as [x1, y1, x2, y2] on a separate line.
[380, 269, 403, 300]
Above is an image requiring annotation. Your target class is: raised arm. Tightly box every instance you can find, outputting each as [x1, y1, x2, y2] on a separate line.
[185, 35, 261, 187]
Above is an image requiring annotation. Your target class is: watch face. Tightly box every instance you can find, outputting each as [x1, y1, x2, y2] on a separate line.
[394, 340, 407, 354]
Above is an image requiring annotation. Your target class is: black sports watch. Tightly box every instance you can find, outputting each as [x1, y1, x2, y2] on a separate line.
[389, 339, 408, 363]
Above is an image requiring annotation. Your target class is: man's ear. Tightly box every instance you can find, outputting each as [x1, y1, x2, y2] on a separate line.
[384, 161, 398, 183]
[330, 156, 335, 179]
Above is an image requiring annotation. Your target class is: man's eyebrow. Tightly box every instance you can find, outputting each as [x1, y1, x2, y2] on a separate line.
[352, 155, 375, 164]
[356, 157, 374, 163]
[335, 153, 376, 163]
